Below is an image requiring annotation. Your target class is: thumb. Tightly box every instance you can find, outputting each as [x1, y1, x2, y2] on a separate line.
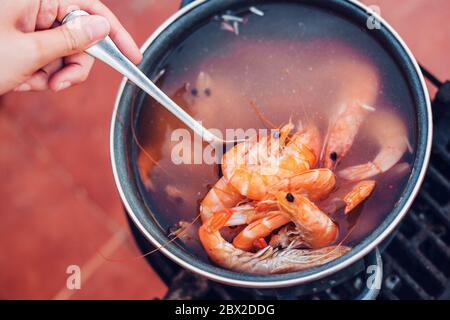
[28, 15, 110, 69]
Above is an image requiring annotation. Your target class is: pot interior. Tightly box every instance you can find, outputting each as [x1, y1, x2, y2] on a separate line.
[112, 0, 430, 287]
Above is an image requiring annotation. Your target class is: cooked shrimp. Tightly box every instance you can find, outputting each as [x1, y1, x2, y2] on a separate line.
[320, 57, 380, 170]
[204, 198, 278, 228]
[222, 123, 319, 200]
[200, 177, 244, 222]
[221, 152, 276, 200]
[338, 109, 407, 181]
[232, 212, 290, 251]
[321, 102, 375, 170]
[279, 123, 319, 171]
[198, 210, 351, 274]
[275, 192, 338, 248]
[343, 180, 376, 214]
[223, 204, 269, 226]
[295, 122, 322, 159]
[273, 168, 336, 201]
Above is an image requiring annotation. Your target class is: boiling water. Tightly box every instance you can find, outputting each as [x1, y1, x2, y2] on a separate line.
[135, 3, 416, 262]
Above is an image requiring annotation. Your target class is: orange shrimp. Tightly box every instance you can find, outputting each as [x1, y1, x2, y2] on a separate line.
[229, 169, 336, 252]
[275, 192, 338, 248]
[320, 57, 380, 170]
[299, 122, 322, 155]
[278, 122, 319, 171]
[232, 212, 290, 251]
[200, 177, 244, 222]
[222, 123, 319, 200]
[223, 204, 270, 227]
[198, 210, 350, 274]
[321, 102, 375, 170]
[338, 109, 408, 181]
[343, 180, 376, 214]
[273, 168, 336, 201]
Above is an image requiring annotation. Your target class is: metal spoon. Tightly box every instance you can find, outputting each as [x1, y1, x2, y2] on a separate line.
[62, 10, 241, 148]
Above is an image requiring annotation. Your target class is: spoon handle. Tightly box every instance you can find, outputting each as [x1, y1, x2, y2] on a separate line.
[62, 10, 219, 143]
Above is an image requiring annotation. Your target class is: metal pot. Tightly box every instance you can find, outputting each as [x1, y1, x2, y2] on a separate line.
[111, 0, 432, 294]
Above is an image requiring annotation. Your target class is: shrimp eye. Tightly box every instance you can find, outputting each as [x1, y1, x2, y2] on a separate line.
[330, 152, 338, 162]
[273, 131, 281, 139]
[204, 88, 211, 96]
[286, 193, 295, 202]
[190, 88, 198, 96]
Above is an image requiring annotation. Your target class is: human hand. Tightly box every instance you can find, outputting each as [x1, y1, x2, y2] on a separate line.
[0, 0, 142, 95]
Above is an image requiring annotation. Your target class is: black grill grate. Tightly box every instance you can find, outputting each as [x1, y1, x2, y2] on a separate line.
[379, 153, 450, 299]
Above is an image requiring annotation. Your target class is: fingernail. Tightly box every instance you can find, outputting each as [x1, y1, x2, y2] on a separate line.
[14, 83, 31, 92]
[85, 16, 110, 41]
[56, 81, 71, 92]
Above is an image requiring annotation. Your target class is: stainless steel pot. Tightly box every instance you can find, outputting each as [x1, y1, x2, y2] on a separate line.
[111, 0, 432, 292]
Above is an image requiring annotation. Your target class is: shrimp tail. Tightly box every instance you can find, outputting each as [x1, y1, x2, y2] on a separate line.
[338, 109, 408, 181]
[338, 162, 381, 181]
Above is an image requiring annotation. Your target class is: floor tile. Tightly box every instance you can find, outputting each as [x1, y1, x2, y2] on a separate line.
[361, 0, 450, 96]
[0, 117, 116, 299]
[61, 231, 168, 300]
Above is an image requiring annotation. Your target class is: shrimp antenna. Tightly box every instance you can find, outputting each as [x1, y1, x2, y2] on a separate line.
[249, 101, 277, 129]
[98, 213, 202, 263]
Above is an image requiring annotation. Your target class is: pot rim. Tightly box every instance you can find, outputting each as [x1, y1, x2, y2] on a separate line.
[110, 0, 432, 288]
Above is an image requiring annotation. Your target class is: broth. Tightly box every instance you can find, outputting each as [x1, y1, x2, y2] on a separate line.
[135, 3, 417, 264]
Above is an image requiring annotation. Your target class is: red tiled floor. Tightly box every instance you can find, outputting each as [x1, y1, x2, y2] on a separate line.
[0, 0, 178, 300]
[60, 231, 167, 300]
[0, 115, 115, 299]
[360, 0, 450, 95]
[0, 0, 449, 300]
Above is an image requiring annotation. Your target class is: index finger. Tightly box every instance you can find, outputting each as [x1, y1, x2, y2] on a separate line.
[57, 0, 142, 64]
